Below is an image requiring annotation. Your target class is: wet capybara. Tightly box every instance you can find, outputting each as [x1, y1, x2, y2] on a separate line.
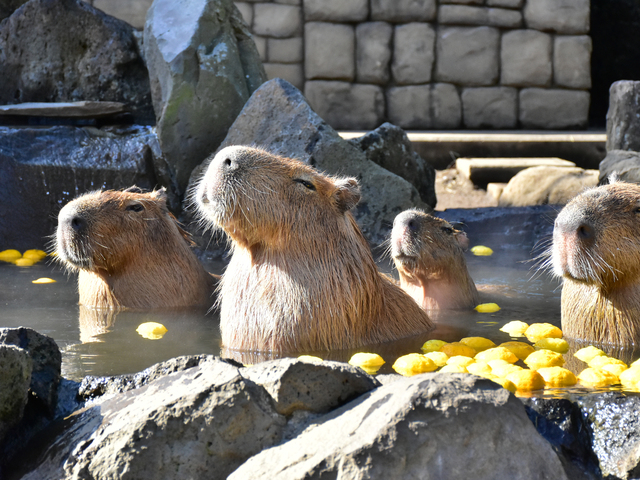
[195, 146, 434, 353]
[391, 209, 479, 311]
[551, 180, 640, 345]
[55, 187, 216, 310]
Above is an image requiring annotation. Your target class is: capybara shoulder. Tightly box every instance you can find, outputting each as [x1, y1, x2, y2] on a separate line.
[551, 180, 640, 344]
[195, 145, 434, 353]
[391, 209, 479, 310]
[56, 187, 216, 310]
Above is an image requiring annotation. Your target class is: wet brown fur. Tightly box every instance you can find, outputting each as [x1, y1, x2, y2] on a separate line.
[195, 146, 434, 353]
[551, 180, 640, 345]
[391, 209, 479, 311]
[55, 188, 216, 310]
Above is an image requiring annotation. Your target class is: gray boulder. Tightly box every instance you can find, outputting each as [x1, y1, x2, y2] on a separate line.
[0, 346, 31, 444]
[0, 125, 161, 251]
[144, 0, 267, 199]
[230, 373, 568, 480]
[598, 149, 640, 185]
[607, 81, 640, 152]
[185, 78, 426, 246]
[0, 0, 153, 123]
[348, 122, 437, 208]
[22, 360, 286, 480]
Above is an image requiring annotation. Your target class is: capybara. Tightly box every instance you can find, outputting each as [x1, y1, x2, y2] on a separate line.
[55, 187, 216, 310]
[551, 179, 640, 345]
[391, 209, 479, 311]
[195, 146, 434, 353]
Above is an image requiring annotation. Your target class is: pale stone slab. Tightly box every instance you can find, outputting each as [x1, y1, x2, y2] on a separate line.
[435, 26, 499, 86]
[253, 3, 302, 37]
[0, 101, 127, 117]
[387, 83, 461, 129]
[392, 23, 435, 85]
[431, 83, 462, 129]
[554, 35, 592, 89]
[461, 87, 517, 129]
[234, 2, 253, 25]
[501, 30, 552, 87]
[524, 0, 589, 34]
[268, 37, 303, 63]
[371, 0, 436, 22]
[438, 5, 521, 28]
[264, 63, 304, 89]
[456, 157, 576, 184]
[487, 0, 523, 6]
[253, 35, 267, 61]
[305, 22, 355, 80]
[304, 81, 384, 129]
[303, 0, 368, 22]
[440, 0, 483, 4]
[356, 22, 392, 85]
[519, 88, 590, 129]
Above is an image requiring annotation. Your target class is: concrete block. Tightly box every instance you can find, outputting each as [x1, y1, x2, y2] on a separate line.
[524, 0, 589, 34]
[438, 6, 521, 28]
[253, 3, 302, 37]
[462, 87, 517, 129]
[268, 37, 303, 63]
[456, 157, 576, 185]
[234, 2, 253, 26]
[371, 0, 436, 22]
[356, 22, 392, 85]
[487, 0, 523, 7]
[305, 22, 355, 81]
[93, 0, 153, 30]
[387, 83, 461, 129]
[264, 63, 304, 89]
[501, 29, 552, 87]
[303, 0, 368, 22]
[253, 35, 267, 62]
[554, 35, 592, 89]
[392, 23, 435, 85]
[519, 88, 590, 129]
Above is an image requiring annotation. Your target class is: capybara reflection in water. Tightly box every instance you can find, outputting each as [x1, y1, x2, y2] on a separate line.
[551, 179, 640, 345]
[55, 187, 216, 310]
[195, 146, 434, 353]
[391, 209, 479, 311]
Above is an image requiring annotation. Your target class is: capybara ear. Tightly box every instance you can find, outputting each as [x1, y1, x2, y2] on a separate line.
[150, 187, 168, 203]
[124, 185, 145, 194]
[333, 177, 361, 213]
[454, 230, 470, 251]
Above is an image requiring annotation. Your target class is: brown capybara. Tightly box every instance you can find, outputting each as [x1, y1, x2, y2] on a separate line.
[55, 187, 216, 310]
[194, 145, 434, 353]
[391, 209, 479, 311]
[551, 179, 640, 345]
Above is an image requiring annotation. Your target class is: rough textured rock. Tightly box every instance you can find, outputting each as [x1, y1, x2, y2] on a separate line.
[0, 346, 31, 444]
[356, 22, 393, 85]
[553, 35, 592, 89]
[22, 360, 286, 480]
[387, 83, 461, 129]
[462, 87, 517, 129]
[349, 122, 437, 207]
[519, 89, 590, 129]
[185, 78, 425, 246]
[0, 0, 153, 124]
[0, 328, 61, 417]
[241, 358, 379, 416]
[370, 0, 436, 22]
[606, 81, 640, 152]
[304, 22, 355, 81]
[144, 0, 267, 199]
[0, 126, 161, 251]
[498, 166, 598, 206]
[391, 22, 435, 85]
[229, 373, 568, 480]
[523, 0, 590, 34]
[303, 0, 368, 22]
[501, 29, 552, 87]
[598, 149, 640, 185]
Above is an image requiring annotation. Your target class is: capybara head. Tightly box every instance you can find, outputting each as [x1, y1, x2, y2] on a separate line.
[195, 146, 433, 353]
[551, 180, 640, 344]
[56, 187, 215, 310]
[391, 209, 478, 310]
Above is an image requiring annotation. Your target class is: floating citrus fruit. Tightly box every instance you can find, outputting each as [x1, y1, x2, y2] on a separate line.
[524, 349, 565, 370]
[524, 323, 563, 342]
[421, 339, 448, 353]
[507, 369, 545, 391]
[32, 278, 56, 284]
[136, 322, 168, 340]
[393, 353, 437, 376]
[500, 320, 529, 336]
[475, 347, 518, 364]
[537, 366, 577, 387]
[423, 351, 449, 367]
[440, 342, 476, 358]
[534, 338, 569, 354]
[578, 367, 618, 387]
[0, 249, 21, 263]
[475, 303, 501, 313]
[471, 245, 493, 256]
[460, 336, 496, 352]
[500, 341, 535, 361]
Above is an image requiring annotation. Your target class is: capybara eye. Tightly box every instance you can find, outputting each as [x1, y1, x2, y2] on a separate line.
[125, 203, 144, 213]
[294, 179, 316, 191]
[441, 227, 454, 235]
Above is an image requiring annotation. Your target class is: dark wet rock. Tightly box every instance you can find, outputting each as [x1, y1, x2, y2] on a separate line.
[144, 0, 267, 199]
[607, 81, 640, 153]
[230, 373, 568, 480]
[184, 78, 426, 247]
[0, 0, 153, 124]
[348, 122, 437, 208]
[0, 125, 162, 251]
[21, 360, 285, 480]
[598, 149, 640, 185]
[0, 345, 31, 444]
[241, 358, 380, 416]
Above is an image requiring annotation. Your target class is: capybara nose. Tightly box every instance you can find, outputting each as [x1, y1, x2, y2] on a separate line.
[70, 215, 87, 233]
[406, 218, 419, 234]
[556, 213, 596, 245]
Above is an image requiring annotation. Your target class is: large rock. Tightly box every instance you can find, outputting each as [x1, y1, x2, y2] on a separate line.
[0, 0, 153, 124]
[387, 83, 461, 129]
[229, 373, 568, 480]
[523, 0, 590, 34]
[461, 87, 517, 129]
[607, 81, 640, 152]
[144, 0, 267, 199]
[391, 22, 435, 85]
[501, 29, 552, 87]
[0, 126, 161, 251]
[187, 78, 425, 245]
[599, 149, 640, 184]
[0, 346, 32, 445]
[519, 89, 590, 129]
[348, 122, 437, 207]
[22, 360, 286, 480]
[304, 22, 355, 81]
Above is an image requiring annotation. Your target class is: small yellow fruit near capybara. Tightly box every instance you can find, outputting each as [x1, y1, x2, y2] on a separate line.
[574, 346, 606, 363]
[588, 355, 627, 370]
[471, 245, 493, 256]
[423, 351, 449, 367]
[475, 303, 501, 313]
[507, 369, 546, 391]
[537, 366, 577, 388]
[446, 356, 475, 368]
[631, 358, 640, 368]
[392, 353, 437, 376]
[491, 363, 523, 378]
[0, 249, 21, 263]
[524, 323, 563, 342]
[578, 368, 618, 387]
[136, 322, 168, 340]
[439, 364, 468, 373]
[602, 363, 628, 378]
[467, 361, 492, 376]
[619, 366, 640, 386]
[475, 347, 518, 364]
[298, 355, 323, 363]
[487, 359, 511, 369]
[524, 349, 565, 370]
[23, 249, 47, 262]
[348, 353, 385, 369]
[489, 375, 517, 393]
[500, 341, 535, 361]
[460, 337, 496, 352]
[534, 338, 569, 354]
[32, 278, 56, 284]
[15, 258, 34, 267]
[440, 342, 477, 358]
[500, 320, 529, 335]
[421, 339, 448, 353]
